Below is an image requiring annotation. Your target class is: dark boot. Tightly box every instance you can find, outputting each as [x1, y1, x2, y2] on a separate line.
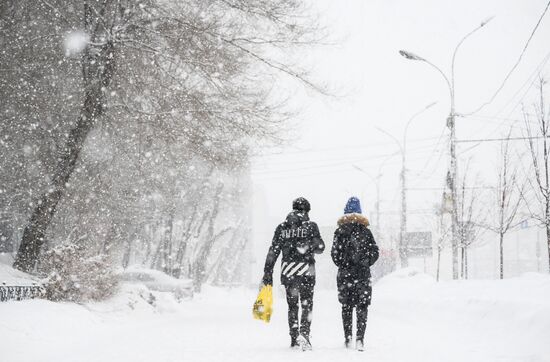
[345, 338, 353, 349]
[290, 336, 300, 349]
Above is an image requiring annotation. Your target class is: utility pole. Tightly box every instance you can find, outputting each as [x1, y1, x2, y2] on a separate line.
[400, 150, 408, 267]
[399, 17, 493, 279]
[352, 164, 382, 237]
[448, 111, 459, 279]
[377, 101, 436, 268]
[374, 173, 381, 236]
[352, 152, 397, 243]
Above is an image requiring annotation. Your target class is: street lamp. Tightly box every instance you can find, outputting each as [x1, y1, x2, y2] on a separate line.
[398, 17, 493, 279]
[404, 102, 438, 150]
[352, 165, 379, 218]
[401, 102, 437, 268]
[377, 101, 437, 268]
[352, 163, 387, 236]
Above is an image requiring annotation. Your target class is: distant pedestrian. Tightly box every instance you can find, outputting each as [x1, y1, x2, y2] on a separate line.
[261, 197, 325, 351]
[331, 197, 379, 351]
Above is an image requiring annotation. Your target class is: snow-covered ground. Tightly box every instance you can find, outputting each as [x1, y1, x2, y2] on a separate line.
[1, 269, 549, 362]
[0, 256, 40, 286]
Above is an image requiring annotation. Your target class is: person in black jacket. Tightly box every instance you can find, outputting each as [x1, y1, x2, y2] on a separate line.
[262, 197, 325, 351]
[331, 196, 379, 351]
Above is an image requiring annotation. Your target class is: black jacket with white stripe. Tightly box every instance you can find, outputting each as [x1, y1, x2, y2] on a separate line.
[263, 210, 325, 286]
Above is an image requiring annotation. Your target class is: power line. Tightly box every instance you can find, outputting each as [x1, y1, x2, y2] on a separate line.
[463, 0, 550, 116]
[379, 209, 436, 215]
[254, 135, 446, 157]
[494, 50, 550, 119]
[456, 135, 550, 143]
[252, 143, 440, 174]
[455, 37, 550, 148]
[252, 151, 437, 179]
[415, 124, 448, 179]
[407, 186, 494, 191]
[252, 142, 434, 170]
[464, 114, 522, 122]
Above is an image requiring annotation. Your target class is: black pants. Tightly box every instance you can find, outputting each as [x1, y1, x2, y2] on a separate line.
[342, 303, 368, 341]
[284, 278, 314, 339]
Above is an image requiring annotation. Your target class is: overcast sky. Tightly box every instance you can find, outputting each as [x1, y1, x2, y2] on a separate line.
[250, 0, 550, 252]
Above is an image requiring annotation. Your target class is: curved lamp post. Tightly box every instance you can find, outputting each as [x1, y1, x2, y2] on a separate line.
[398, 17, 493, 278]
[377, 101, 437, 267]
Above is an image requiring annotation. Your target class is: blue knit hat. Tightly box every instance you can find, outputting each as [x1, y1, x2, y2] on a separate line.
[344, 197, 362, 214]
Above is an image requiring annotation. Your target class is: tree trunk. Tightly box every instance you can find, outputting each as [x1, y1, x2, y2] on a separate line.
[210, 228, 240, 284]
[122, 239, 132, 269]
[193, 184, 224, 292]
[460, 245, 465, 279]
[229, 232, 249, 285]
[436, 245, 442, 282]
[546, 199, 550, 274]
[452, 239, 459, 280]
[162, 211, 175, 274]
[464, 246, 469, 280]
[499, 232, 504, 279]
[546, 224, 550, 274]
[150, 220, 165, 270]
[173, 204, 200, 278]
[13, 40, 116, 272]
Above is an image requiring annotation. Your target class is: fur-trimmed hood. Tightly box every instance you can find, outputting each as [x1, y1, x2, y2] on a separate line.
[337, 213, 370, 227]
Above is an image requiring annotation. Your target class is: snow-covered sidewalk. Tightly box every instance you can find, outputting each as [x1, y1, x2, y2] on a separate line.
[1, 269, 549, 362]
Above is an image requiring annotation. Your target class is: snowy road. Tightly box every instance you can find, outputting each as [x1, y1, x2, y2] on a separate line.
[1, 270, 549, 362]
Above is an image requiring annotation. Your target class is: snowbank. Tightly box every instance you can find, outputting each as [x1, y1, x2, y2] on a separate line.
[370, 268, 550, 362]
[0, 267, 548, 362]
[0, 255, 40, 286]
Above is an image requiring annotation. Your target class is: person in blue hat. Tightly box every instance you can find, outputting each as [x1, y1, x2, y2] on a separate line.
[331, 197, 379, 351]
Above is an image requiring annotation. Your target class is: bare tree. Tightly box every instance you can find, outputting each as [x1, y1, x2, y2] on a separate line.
[433, 195, 451, 282]
[486, 132, 524, 279]
[456, 163, 487, 280]
[6, 0, 324, 273]
[12, 1, 118, 271]
[523, 77, 550, 274]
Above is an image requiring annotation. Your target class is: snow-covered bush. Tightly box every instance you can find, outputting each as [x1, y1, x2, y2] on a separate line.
[40, 244, 117, 302]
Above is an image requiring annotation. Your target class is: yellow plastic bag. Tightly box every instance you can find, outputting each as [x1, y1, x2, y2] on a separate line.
[252, 285, 273, 323]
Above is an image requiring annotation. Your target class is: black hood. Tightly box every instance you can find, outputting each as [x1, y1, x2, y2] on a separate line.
[286, 210, 309, 225]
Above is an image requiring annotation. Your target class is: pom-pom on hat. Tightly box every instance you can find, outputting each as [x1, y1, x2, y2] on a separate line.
[344, 197, 362, 214]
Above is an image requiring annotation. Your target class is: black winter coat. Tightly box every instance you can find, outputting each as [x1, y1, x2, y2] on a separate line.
[263, 211, 325, 286]
[331, 213, 379, 306]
